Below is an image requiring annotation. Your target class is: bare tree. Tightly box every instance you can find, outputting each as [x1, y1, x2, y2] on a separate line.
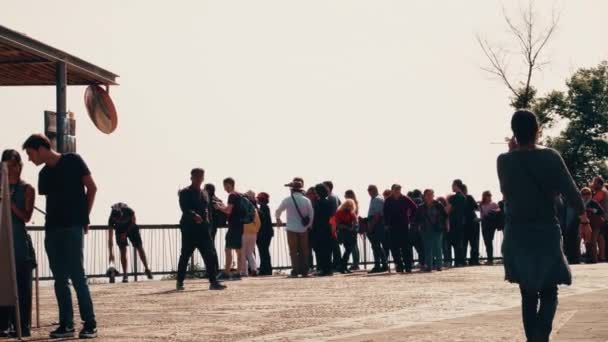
[477, 1, 559, 109]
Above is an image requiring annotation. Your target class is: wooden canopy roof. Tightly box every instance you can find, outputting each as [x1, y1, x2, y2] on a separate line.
[0, 25, 118, 86]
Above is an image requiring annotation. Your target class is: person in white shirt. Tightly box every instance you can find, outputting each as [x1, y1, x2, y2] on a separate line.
[276, 177, 314, 277]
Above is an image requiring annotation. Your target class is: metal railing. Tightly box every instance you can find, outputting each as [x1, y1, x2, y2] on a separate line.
[28, 224, 505, 281]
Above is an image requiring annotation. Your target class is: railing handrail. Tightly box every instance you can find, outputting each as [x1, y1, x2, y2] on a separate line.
[27, 223, 288, 231]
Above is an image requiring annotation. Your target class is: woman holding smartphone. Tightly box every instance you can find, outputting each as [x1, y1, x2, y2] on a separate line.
[497, 110, 589, 342]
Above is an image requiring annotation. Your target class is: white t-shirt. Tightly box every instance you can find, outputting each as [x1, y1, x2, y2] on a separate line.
[275, 191, 314, 233]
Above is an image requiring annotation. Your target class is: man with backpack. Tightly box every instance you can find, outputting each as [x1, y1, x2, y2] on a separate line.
[215, 177, 254, 279]
[276, 177, 314, 277]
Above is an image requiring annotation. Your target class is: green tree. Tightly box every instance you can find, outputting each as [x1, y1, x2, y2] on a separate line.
[533, 61, 608, 186]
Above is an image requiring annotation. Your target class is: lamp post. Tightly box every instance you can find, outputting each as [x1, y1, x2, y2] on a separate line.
[56, 61, 67, 153]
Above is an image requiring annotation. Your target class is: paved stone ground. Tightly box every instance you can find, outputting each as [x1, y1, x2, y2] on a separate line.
[13, 264, 608, 341]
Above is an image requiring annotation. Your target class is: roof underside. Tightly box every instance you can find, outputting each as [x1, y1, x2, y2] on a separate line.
[0, 25, 118, 86]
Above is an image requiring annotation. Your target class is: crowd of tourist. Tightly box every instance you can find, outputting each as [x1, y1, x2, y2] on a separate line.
[191, 174, 607, 280]
[1, 110, 606, 340]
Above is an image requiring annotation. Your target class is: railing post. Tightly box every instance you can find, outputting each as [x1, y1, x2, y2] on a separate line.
[190, 255, 195, 277]
[363, 234, 367, 270]
[133, 246, 138, 282]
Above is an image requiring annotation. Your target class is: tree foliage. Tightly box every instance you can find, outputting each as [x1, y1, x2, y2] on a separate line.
[533, 61, 608, 186]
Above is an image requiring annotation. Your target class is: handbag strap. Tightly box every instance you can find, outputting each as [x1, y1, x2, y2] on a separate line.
[291, 193, 306, 221]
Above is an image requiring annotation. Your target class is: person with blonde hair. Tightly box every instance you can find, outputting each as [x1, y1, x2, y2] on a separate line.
[242, 191, 261, 276]
[344, 190, 361, 271]
[334, 199, 358, 273]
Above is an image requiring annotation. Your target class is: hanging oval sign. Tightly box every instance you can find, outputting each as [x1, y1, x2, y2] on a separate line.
[84, 84, 118, 134]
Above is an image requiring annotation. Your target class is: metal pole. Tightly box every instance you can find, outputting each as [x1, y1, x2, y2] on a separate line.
[133, 247, 138, 282]
[190, 255, 195, 277]
[35, 267, 39, 328]
[56, 61, 67, 153]
[363, 234, 367, 270]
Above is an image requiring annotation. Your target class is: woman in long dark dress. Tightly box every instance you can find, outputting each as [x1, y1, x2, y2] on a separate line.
[0, 150, 35, 338]
[311, 184, 334, 276]
[256, 192, 274, 276]
[497, 110, 589, 342]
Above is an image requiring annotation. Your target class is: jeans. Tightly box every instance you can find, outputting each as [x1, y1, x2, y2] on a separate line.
[256, 235, 273, 275]
[177, 225, 219, 283]
[287, 231, 310, 276]
[367, 222, 387, 268]
[312, 236, 333, 274]
[481, 220, 496, 262]
[383, 227, 392, 261]
[464, 221, 480, 265]
[331, 240, 342, 269]
[421, 230, 443, 270]
[45, 226, 96, 328]
[338, 230, 356, 271]
[444, 225, 466, 266]
[389, 225, 413, 272]
[0, 262, 32, 334]
[520, 286, 558, 341]
[409, 228, 424, 265]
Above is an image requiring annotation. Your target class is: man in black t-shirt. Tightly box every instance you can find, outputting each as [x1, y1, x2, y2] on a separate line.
[214, 177, 245, 279]
[462, 185, 481, 266]
[176, 168, 225, 291]
[107, 203, 153, 283]
[446, 179, 467, 267]
[22, 134, 97, 339]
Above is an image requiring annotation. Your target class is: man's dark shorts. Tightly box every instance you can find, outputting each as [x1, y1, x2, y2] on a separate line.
[225, 225, 243, 249]
[116, 225, 143, 248]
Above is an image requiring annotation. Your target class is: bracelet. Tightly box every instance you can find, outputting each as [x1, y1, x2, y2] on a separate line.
[580, 221, 590, 225]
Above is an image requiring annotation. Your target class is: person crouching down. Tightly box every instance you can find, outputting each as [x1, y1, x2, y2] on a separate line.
[107, 203, 153, 282]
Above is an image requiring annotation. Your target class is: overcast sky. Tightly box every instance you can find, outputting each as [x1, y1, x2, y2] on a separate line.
[2, 1, 607, 225]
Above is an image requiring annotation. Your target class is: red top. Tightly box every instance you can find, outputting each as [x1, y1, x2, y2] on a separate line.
[335, 209, 357, 225]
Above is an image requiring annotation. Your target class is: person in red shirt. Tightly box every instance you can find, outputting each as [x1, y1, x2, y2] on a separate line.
[582, 187, 605, 263]
[334, 199, 358, 274]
